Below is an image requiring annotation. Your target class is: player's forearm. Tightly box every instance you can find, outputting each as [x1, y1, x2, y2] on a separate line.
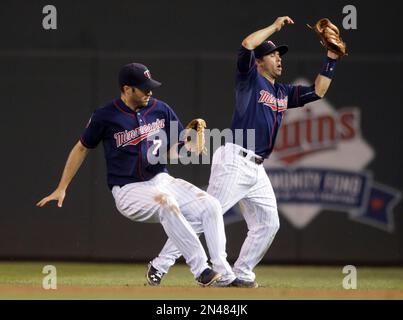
[242, 17, 294, 50]
[314, 52, 338, 98]
[314, 74, 332, 98]
[57, 141, 89, 190]
[242, 24, 278, 50]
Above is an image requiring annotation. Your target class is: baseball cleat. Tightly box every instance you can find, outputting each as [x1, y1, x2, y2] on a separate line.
[211, 278, 235, 287]
[229, 278, 259, 288]
[196, 268, 222, 287]
[146, 262, 165, 286]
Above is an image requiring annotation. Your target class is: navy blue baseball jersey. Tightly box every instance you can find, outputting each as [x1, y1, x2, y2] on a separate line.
[231, 45, 320, 159]
[80, 97, 184, 188]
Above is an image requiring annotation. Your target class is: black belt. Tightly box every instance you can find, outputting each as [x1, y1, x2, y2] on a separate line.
[239, 150, 264, 165]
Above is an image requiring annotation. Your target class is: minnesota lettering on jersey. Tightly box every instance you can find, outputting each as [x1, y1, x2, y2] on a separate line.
[258, 90, 288, 112]
[114, 119, 166, 148]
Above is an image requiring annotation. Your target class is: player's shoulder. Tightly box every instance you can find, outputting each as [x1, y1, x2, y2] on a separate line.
[151, 98, 182, 122]
[89, 100, 117, 120]
[101, 99, 119, 111]
[152, 98, 175, 113]
[151, 97, 167, 108]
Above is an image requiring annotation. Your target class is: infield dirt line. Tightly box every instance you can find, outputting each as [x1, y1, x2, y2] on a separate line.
[1, 285, 403, 299]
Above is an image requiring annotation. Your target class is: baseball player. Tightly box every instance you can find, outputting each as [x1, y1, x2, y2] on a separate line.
[147, 16, 342, 287]
[36, 62, 237, 287]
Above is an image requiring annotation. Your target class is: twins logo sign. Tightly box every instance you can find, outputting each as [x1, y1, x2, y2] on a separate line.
[226, 79, 401, 232]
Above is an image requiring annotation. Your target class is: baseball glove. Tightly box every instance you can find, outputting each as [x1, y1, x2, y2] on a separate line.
[183, 118, 207, 155]
[307, 18, 347, 58]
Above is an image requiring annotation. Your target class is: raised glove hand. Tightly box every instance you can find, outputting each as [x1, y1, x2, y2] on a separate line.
[183, 118, 207, 155]
[308, 18, 347, 58]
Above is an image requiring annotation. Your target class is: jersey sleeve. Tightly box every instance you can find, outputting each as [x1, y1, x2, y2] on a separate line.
[286, 84, 321, 109]
[236, 45, 258, 87]
[80, 110, 105, 149]
[235, 46, 258, 116]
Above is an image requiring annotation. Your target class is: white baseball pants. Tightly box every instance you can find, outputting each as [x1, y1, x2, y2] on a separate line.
[151, 143, 280, 282]
[112, 172, 234, 279]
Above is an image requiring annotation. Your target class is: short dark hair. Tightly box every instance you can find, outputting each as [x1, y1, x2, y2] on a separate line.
[120, 84, 134, 93]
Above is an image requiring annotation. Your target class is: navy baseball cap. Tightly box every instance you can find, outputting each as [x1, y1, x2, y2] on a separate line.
[254, 41, 288, 59]
[118, 63, 162, 91]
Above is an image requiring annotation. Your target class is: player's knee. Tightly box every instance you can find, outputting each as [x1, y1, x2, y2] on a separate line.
[268, 214, 280, 236]
[256, 210, 280, 234]
[155, 193, 180, 216]
[210, 196, 222, 213]
[271, 215, 280, 234]
[202, 196, 223, 217]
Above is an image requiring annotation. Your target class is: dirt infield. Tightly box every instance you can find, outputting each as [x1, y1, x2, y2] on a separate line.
[1, 284, 403, 300]
[1, 262, 402, 300]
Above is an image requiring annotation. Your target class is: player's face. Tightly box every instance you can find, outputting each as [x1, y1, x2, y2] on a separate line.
[127, 87, 152, 107]
[258, 51, 283, 79]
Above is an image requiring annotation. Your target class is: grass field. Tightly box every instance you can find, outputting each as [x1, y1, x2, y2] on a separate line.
[0, 262, 402, 299]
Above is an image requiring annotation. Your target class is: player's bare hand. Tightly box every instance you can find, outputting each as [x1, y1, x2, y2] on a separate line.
[36, 188, 66, 208]
[273, 16, 295, 32]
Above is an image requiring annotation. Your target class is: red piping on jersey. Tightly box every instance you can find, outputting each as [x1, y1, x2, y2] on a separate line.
[137, 122, 145, 181]
[142, 98, 157, 124]
[112, 100, 145, 180]
[141, 98, 158, 168]
[269, 112, 278, 151]
[268, 85, 279, 152]
[137, 100, 158, 181]
[138, 146, 144, 181]
[113, 100, 135, 117]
